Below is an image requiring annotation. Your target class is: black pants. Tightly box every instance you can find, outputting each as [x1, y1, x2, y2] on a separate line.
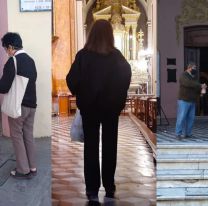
[81, 112, 119, 194]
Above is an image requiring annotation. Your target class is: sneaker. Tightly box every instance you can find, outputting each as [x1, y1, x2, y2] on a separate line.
[186, 134, 194, 138]
[10, 169, 32, 179]
[176, 135, 183, 140]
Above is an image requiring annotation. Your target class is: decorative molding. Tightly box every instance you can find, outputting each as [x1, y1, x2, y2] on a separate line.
[84, 0, 148, 24]
[175, 0, 208, 43]
[147, 20, 151, 27]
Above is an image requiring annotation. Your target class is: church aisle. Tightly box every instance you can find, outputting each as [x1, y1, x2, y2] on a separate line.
[52, 115, 156, 206]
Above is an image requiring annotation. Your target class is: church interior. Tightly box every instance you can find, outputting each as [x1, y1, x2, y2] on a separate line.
[52, 0, 157, 205]
[52, 0, 157, 117]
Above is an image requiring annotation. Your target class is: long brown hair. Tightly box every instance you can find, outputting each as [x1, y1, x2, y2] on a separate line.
[84, 19, 115, 54]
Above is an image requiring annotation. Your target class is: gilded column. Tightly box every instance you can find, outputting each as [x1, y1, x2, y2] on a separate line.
[83, 24, 87, 45]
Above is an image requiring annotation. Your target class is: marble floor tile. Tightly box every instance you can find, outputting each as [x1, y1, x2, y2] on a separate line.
[52, 116, 156, 205]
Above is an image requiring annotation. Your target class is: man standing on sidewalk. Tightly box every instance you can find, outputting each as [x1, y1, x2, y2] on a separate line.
[175, 63, 202, 140]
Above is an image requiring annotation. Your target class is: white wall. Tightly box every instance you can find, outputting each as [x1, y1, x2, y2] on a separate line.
[7, 0, 51, 137]
[158, 0, 208, 118]
[158, 0, 183, 118]
[0, 0, 10, 137]
[147, 0, 157, 95]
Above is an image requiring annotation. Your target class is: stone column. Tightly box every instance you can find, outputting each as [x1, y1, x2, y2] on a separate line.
[125, 25, 130, 60]
[132, 25, 137, 60]
[147, 20, 152, 50]
[76, 0, 85, 50]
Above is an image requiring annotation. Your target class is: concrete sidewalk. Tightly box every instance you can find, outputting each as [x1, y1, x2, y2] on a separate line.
[0, 136, 51, 206]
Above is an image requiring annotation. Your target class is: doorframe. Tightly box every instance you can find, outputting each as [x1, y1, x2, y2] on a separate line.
[184, 25, 208, 116]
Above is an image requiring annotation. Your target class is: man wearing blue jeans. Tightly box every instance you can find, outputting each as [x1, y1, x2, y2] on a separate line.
[175, 63, 201, 140]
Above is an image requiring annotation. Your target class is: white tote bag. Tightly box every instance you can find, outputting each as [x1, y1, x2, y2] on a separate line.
[70, 109, 84, 142]
[1, 53, 29, 118]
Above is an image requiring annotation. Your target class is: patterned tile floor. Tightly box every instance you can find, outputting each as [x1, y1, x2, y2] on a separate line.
[157, 117, 208, 143]
[52, 116, 156, 206]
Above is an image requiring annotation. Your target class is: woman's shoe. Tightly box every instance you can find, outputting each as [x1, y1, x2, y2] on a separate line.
[30, 169, 37, 176]
[86, 191, 99, 202]
[105, 192, 115, 198]
[10, 169, 32, 179]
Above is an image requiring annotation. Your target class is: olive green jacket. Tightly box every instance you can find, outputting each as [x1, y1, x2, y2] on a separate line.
[178, 71, 201, 102]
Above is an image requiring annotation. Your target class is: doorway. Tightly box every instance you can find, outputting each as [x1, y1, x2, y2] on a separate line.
[184, 26, 208, 116]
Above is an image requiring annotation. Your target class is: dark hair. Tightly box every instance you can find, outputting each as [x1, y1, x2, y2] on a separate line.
[1, 32, 23, 49]
[84, 19, 115, 54]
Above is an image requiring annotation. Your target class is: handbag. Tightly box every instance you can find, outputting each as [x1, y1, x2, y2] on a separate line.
[1, 52, 29, 118]
[70, 109, 84, 142]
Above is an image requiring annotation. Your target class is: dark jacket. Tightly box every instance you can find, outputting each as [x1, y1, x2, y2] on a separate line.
[66, 48, 131, 114]
[0, 52, 37, 108]
[178, 71, 201, 102]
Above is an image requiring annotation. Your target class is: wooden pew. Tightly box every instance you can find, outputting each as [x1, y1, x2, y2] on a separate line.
[133, 96, 157, 133]
[147, 98, 157, 133]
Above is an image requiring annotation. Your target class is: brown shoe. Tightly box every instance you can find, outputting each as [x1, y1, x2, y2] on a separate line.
[30, 169, 37, 176]
[10, 169, 32, 179]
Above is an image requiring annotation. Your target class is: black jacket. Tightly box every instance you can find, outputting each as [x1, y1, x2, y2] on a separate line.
[66, 48, 131, 114]
[178, 71, 201, 102]
[0, 52, 37, 108]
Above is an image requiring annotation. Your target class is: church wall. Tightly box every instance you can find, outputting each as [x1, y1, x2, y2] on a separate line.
[52, 0, 76, 95]
[159, 0, 208, 118]
[7, 0, 51, 137]
[158, 0, 184, 118]
[0, 0, 8, 71]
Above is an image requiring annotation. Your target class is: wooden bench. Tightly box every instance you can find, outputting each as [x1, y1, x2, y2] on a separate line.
[68, 96, 77, 115]
[147, 98, 157, 133]
[133, 96, 157, 133]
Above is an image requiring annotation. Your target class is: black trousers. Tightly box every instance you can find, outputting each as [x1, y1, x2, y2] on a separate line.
[81, 112, 119, 194]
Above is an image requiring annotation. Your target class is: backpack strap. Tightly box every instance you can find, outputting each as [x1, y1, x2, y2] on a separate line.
[12, 56, 17, 75]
